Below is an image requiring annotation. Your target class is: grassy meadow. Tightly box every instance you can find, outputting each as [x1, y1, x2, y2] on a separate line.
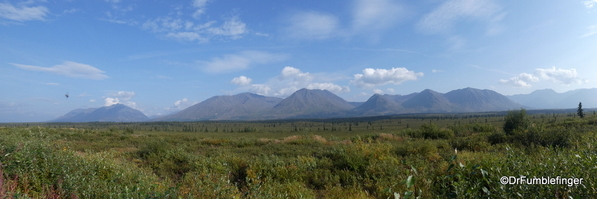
[1, 111, 597, 198]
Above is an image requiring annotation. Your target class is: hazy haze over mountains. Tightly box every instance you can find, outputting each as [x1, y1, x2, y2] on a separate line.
[507, 88, 597, 109]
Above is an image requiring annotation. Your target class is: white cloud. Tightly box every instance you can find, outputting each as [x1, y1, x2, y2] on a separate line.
[0, 2, 48, 22]
[373, 88, 383, 94]
[104, 97, 120, 106]
[167, 98, 195, 110]
[307, 83, 350, 93]
[536, 67, 582, 85]
[352, 67, 423, 88]
[113, 91, 136, 101]
[250, 84, 273, 96]
[208, 17, 247, 39]
[417, 0, 501, 34]
[285, 11, 340, 40]
[499, 73, 538, 88]
[283, 0, 406, 41]
[351, 0, 405, 32]
[231, 76, 252, 86]
[255, 32, 269, 37]
[192, 0, 209, 8]
[13, 61, 109, 80]
[280, 66, 314, 82]
[174, 98, 188, 106]
[585, 0, 597, 8]
[89, 99, 96, 103]
[192, 0, 210, 18]
[386, 88, 395, 93]
[141, 13, 247, 42]
[432, 69, 444, 73]
[233, 66, 350, 97]
[62, 8, 79, 14]
[142, 16, 188, 33]
[103, 91, 137, 107]
[165, 32, 207, 43]
[500, 67, 584, 87]
[202, 51, 287, 73]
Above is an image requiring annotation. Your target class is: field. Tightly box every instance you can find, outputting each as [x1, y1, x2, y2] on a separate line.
[1, 111, 597, 198]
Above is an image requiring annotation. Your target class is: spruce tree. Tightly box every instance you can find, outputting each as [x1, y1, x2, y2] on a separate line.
[578, 102, 584, 118]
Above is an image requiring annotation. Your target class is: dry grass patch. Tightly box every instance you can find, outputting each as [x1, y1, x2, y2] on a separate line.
[312, 135, 328, 144]
[377, 133, 404, 142]
[281, 135, 302, 144]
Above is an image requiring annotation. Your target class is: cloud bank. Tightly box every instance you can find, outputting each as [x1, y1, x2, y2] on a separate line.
[104, 91, 137, 108]
[231, 76, 252, 86]
[13, 61, 109, 80]
[499, 67, 584, 87]
[352, 67, 423, 88]
[417, 0, 502, 34]
[0, 2, 49, 22]
[231, 66, 350, 97]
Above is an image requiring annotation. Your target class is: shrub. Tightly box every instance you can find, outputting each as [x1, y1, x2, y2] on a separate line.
[487, 132, 507, 145]
[325, 148, 369, 173]
[420, 123, 454, 139]
[449, 136, 491, 152]
[503, 109, 530, 135]
[512, 126, 575, 148]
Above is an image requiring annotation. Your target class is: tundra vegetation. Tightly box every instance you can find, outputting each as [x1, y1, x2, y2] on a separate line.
[1, 110, 596, 198]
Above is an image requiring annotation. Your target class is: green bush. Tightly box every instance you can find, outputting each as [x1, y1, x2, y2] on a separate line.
[0, 129, 167, 198]
[503, 109, 530, 135]
[405, 123, 454, 139]
[512, 127, 575, 148]
[449, 123, 497, 137]
[449, 136, 491, 152]
[487, 132, 507, 145]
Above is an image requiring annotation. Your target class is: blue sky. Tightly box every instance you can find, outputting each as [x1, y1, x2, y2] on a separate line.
[1, 0, 597, 122]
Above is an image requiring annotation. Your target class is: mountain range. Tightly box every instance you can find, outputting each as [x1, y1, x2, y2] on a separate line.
[508, 88, 597, 109]
[153, 87, 523, 121]
[50, 104, 148, 122]
[51, 87, 597, 122]
[158, 92, 282, 121]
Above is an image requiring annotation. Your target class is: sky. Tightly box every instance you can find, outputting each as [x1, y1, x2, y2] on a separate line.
[1, 0, 597, 122]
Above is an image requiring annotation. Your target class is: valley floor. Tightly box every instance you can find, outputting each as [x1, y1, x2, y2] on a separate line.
[0, 111, 596, 198]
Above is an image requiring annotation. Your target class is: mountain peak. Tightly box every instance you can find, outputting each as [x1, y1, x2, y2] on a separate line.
[444, 88, 522, 111]
[268, 88, 354, 118]
[401, 89, 454, 112]
[157, 93, 283, 121]
[353, 93, 402, 115]
[105, 103, 127, 108]
[51, 104, 148, 122]
[508, 88, 597, 109]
